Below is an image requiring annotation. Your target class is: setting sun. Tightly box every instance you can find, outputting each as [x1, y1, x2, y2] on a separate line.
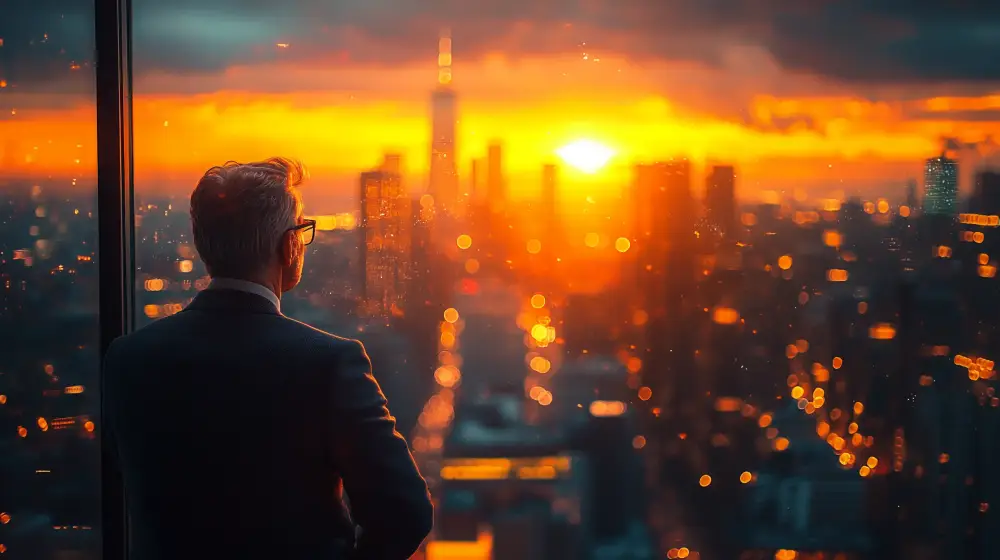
[556, 139, 616, 174]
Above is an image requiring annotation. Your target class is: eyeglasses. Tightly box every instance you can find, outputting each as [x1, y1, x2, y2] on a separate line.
[286, 218, 316, 246]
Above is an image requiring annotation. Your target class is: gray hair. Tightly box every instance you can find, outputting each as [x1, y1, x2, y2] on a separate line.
[190, 157, 306, 279]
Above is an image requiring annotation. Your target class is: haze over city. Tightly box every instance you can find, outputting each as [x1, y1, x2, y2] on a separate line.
[3, 1, 1000, 205]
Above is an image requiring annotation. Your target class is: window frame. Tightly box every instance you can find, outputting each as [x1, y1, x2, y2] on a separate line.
[95, 0, 135, 556]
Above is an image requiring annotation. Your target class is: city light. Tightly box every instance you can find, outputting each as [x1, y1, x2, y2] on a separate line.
[589, 400, 627, 417]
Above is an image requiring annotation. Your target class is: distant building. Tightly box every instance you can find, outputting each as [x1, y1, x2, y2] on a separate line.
[430, 32, 459, 217]
[631, 159, 697, 431]
[470, 159, 482, 200]
[923, 155, 958, 216]
[705, 165, 736, 237]
[907, 179, 920, 211]
[971, 171, 1000, 215]
[633, 160, 694, 243]
[383, 153, 402, 175]
[561, 293, 625, 358]
[359, 158, 411, 317]
[467, 158, 491, 242]
[487, 142, 505, 216]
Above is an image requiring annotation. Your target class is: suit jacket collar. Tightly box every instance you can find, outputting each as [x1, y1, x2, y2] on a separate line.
[185, 288, 282, 316]
[208, 277, 281, 311]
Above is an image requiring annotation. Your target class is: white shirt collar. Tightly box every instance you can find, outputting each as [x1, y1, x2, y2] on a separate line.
[207, 277, 281, 312]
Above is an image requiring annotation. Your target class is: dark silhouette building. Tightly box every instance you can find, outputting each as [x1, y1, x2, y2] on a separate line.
[706, 165, 736, 238]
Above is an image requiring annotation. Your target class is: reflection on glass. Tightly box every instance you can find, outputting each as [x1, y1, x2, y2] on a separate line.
[128, 3, 998, 560]
[0, 1, 102, 558]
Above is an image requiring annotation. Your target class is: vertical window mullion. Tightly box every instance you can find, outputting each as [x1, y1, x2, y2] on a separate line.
[95, 0, 135, 555]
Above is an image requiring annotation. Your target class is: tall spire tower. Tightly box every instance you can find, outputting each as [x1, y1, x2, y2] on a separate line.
[438, 29, 453, 86]
[429, 29, 459, 217]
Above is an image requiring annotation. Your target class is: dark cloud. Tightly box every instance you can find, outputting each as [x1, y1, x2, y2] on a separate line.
[2, 0, 999, 96]
[941, 135, 998, 154]
[911, 109, 1000, 122]
[765, 1, 1000, 83]
[739, 110, 823, 135]
[0, 2, 95, 95]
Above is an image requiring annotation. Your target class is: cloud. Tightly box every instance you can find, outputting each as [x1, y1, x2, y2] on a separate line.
[3, 0, 1000, 96]
[910, 109, 1000, 123]
[765, 2, 1000, 83]
[0, 5, 95, 94]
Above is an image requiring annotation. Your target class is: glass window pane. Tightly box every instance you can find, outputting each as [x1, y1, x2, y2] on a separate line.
[0, 2, 102, 558]
[129, 3, 997, 559]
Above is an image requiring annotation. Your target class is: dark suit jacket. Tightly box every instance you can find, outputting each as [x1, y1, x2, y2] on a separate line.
[103, 288, 433, 559]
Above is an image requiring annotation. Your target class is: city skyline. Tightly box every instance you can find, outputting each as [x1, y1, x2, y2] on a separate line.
[4, 4, 1000, 198]
[7, 2, 1000, 559]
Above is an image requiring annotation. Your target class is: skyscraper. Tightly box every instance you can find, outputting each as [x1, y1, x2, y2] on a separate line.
[632, 160, 697, 435]
[923, 155, 958, 216]
[906, 179, 920, 211]
[359, 157, 411, 317]
[470, 159, 481, 202]
[705, 165, 736, 237]
[633, 160, 694, 243]
[487, 142, 504, 215]
[382, 153, 402, 175]
[466, 159, 487, 238]
[429, 31, 459, 217]
[972, 171, 1000, 215]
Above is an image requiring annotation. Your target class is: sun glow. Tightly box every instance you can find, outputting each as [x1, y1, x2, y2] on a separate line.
[556, 139, 615, 174]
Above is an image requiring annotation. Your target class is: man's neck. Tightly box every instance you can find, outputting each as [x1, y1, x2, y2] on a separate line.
[208, 277, 281, 311]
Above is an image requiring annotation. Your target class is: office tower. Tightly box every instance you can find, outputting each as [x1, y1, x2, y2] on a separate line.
[359, 162, 411, 317]
[467, 158, 487, 238]
[541, 164, 559, 242]
[923, 154, 959, 215]
[470, 158, 483, 215]
[487, 142, 505, 215]
[906, 179, 920, 211]
[470, 159, 481, 201]
[633, 159, 695, 247]
[562, 293, 625, 358]
[972, 171, 1000, 215]
[632, 160, 697, 432]
[382, 153, 402, 175]
[705, 165, 736, 238]
[429, 31, 459, 217]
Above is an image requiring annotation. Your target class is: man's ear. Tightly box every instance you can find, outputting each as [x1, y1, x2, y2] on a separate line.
[280, 231, 296, 265]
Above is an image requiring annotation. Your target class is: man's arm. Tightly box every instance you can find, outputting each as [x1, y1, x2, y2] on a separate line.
[331, 340, 433, 559]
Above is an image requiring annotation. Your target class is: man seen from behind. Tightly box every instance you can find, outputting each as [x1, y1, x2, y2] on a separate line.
[103, 158, 433, 559]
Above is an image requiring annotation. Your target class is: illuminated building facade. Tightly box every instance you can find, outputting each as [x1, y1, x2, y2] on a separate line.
[705, 165, 736, 238]
[923, 155, 958, 216]
[429, 31, 459, 217]
[359, 159, 411, 317]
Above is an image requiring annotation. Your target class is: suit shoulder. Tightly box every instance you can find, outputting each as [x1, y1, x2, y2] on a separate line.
[278, 315, 363, 351]
[277, 318, 369, 380]
[108, 313, 185, 352]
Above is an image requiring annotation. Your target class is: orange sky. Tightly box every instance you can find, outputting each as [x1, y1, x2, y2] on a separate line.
[4, 49, 1000, 205]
